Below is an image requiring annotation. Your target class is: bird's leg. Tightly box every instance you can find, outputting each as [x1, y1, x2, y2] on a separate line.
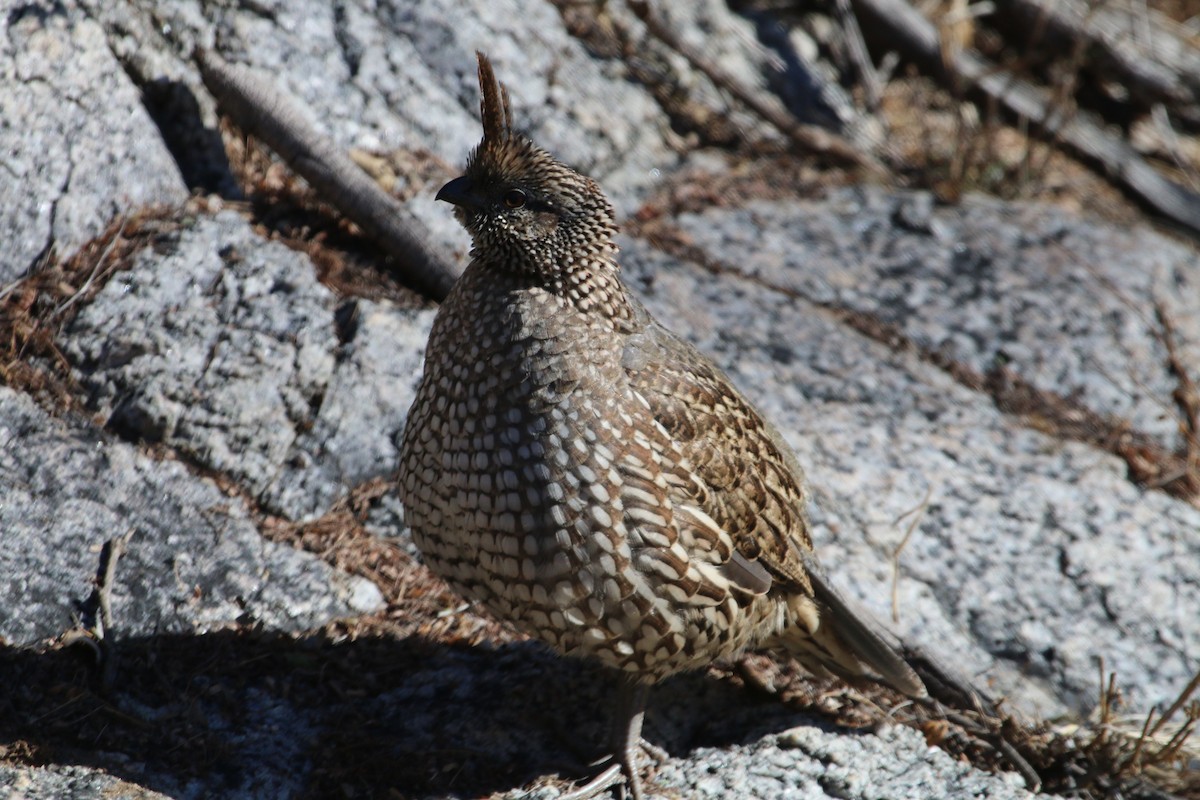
[611, 676, 651, 800]
[557, 676, 656, 800]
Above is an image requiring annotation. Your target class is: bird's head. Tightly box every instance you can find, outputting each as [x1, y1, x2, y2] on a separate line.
[437, 53, 619, 281]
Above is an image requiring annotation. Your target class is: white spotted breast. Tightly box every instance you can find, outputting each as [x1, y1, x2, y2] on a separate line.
[398, 262, 781, 678]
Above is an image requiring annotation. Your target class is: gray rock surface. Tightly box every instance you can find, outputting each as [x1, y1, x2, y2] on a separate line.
[674, 190, 1200, 452]
[3, 0, 1198, 798]
[619, 0, 877, 148]
[0, 385, 382, 647]
[655, 723, 1032, 800]
[62, 212, 339, 519]
[0, 3, 187, 283]
[60, 211, 435, 520]
[0, 764, 173, 800]
[265, 298, 435, 519]
[81, 0, 678, 213]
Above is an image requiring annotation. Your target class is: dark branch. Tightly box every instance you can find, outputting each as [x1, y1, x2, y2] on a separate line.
[196, 49, 461, 300]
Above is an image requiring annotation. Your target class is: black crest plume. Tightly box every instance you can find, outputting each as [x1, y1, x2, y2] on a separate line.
[476, 51, 513, 150]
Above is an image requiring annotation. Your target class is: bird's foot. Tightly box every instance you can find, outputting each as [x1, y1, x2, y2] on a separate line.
[636, 738, 669, 766]
[555, 762, 624, 800]
[559, 737, 664, 800]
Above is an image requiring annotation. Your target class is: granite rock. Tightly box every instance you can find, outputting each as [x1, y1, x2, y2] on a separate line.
[0, 385, 382, 647]
[0, 2, 187, 283]
[674, 190, 1200, 452]
[61, 212, 339, 519]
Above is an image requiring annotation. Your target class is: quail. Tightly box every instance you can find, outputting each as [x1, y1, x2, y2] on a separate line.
[398, 53, 926, 800]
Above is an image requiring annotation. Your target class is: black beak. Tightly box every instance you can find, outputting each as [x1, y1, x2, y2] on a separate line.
[436, 175, 479, 208]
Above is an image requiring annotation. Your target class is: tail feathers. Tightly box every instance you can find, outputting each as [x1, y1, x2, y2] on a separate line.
[771, 554, 927, 699]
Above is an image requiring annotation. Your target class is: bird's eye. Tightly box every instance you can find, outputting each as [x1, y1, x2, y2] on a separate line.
[503, 189, 527, 209]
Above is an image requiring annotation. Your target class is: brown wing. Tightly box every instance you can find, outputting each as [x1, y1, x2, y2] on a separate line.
[620, 304, 926, 698]
[620, 307, 816, 595]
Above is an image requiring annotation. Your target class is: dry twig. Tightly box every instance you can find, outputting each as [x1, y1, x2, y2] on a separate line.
[85, 530, 135, 693]
[835, 0, 885, 110]
[889, 486, 931, 624]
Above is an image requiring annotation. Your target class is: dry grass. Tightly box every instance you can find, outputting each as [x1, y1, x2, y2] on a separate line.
[1027, 663, 1200, 798]
[878, 73, 1142, 222]
[0, 209, 185, 413]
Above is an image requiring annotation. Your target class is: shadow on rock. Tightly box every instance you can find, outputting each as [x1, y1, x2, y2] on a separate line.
[0, 627, 833, 798]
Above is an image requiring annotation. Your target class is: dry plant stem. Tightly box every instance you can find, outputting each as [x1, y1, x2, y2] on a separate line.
[1149, 667, 1200, 740]
[1089, 661, 1119, 757]
[849, 0, 1200, 239]
[1129, 707, 1158, 771]
[938, 704, 1042, 792]
[1155, 301, 1200, 476]
[52, 222, 126, 318]
[626, 0, 887, 176]
[195, 49, 461, 300]
[835, 0, 884, 110]
[1084, 661, 1200, 788]
[96, 536, 125, 637]
[900, 639, 994, 718]
[1157, 707, 1200, 764]
[993, 733, 1041, 793]
[93, 531, 132, 693]
[890, 485, 931, 624]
